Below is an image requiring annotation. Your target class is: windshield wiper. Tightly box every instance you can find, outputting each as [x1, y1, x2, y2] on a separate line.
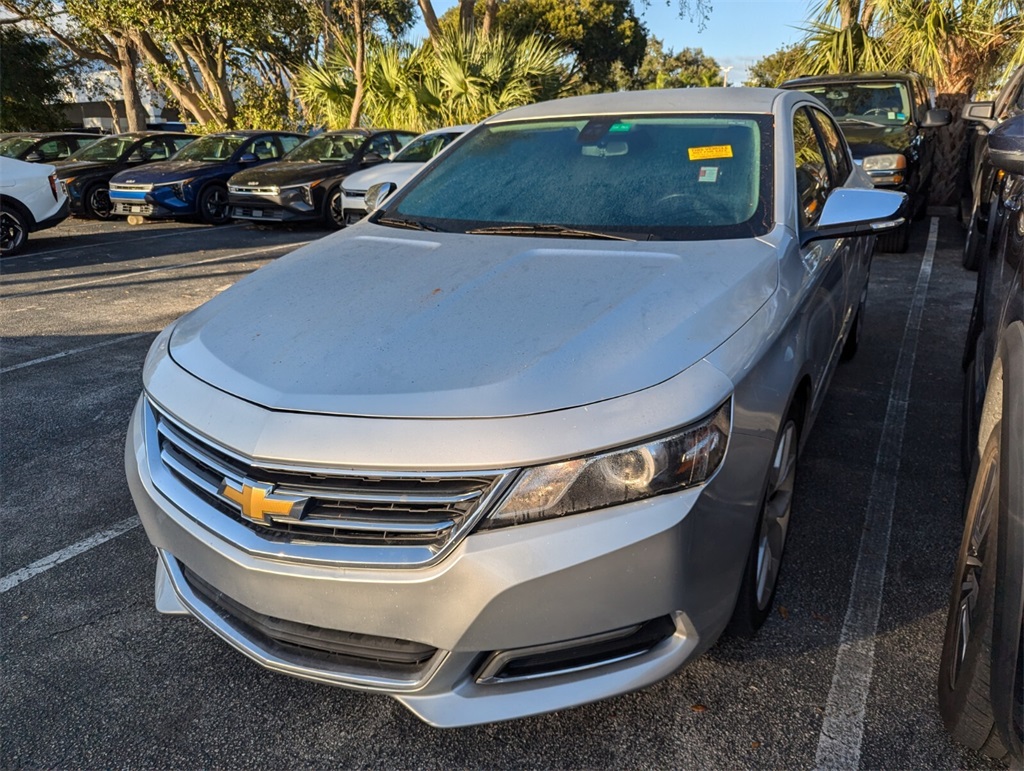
[839, 117, 887, 127]
[465, 224, 638, 241]
[376, 216, 441, 232]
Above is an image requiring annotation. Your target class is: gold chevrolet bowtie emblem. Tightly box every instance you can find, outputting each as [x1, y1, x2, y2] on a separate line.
[218, 478, 307, 524]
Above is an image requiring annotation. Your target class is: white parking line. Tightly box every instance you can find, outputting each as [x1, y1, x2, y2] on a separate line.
[3, 241, 310, 299]
[813, 218, 939, 769]
[0, 517, 141, 594]
[1, 224, 244, 261]
[0, 332, 152, 375]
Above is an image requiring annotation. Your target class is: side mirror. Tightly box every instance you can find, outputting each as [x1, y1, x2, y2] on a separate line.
[23, 151, 42, 163]
[802, 187, 907, 246]
[962, 101, 998, 131]
[361, 151, 385, 165]
[365, 181, 397, 212]
[238, 152, 259, 164]
[988, 113, 1024, 174]
[920, 108, 951, 129]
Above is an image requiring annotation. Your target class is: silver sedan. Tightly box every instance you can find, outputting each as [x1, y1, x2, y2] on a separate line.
[126, 88, 905, 727]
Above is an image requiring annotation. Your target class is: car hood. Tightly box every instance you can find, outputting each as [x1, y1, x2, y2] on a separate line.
[837, 122, 915, 158]
[112, 160, 227, 185]
[342, 163, 423, 192]
[53, 160, 116, 177]
[168, 225, 778, 418]
[230, 160, 356, 187]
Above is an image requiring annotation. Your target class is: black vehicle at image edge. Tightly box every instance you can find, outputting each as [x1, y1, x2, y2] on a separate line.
[939, 112, 1024, 765]
[782, 71, 951, 252]
[226, 129, 417, 228]
[53, 132, 195, 219]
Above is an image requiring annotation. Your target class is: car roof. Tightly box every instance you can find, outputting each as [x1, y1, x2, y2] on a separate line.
[487, 88, 784, 123]
[201, 130, 306, 137]
[782, 72, 924, 88]
[102, 131, 194, 140]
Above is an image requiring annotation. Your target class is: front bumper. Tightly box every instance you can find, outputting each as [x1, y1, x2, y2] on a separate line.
[125, 356, 770, 727]
[32, 198, 70, 232]
[227, 189, 320, 223]
[109, 187, 194, 220]
[341, 190, 367, 223]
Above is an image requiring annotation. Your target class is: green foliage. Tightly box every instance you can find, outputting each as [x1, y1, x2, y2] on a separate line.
[0, 27, 69, 131]
[745, 43, 809, 87]
[627, 38, 722, 89]
[297, 29, 571, 131]
[234, 74, 304, 130]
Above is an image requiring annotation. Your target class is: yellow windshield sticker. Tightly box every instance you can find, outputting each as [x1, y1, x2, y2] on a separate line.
[688, 145, 733, 161]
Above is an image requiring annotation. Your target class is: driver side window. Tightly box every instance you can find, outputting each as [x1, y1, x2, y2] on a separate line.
[793, 108, 831, 229]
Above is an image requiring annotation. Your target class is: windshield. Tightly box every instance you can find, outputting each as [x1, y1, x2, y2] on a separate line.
[796, 82, 912, 126]
[392, 132, 464, 163]
[173, 134, 247, 162]
[285, 133, 364, 162]
[67, 135, 136, 162]
[0, 137, 36, 158]
[388, 114, 772, 240]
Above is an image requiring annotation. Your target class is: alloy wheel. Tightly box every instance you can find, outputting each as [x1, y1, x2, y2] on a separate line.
[89, 186, 112, 219]
[755, 419, 797, 610]
[0, 210, 26, 254]
[328, 190, 345, 228]
[204, 188, 228, 222]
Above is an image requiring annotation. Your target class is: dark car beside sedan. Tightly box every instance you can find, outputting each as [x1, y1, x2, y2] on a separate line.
[108, 131, 307, 225]
[782, 71, 951, 252]
[0, 132, 100, 163]
[226, 129, 417, 228]
[940, 112, 1024, 766]
[53, 132, 195, 219]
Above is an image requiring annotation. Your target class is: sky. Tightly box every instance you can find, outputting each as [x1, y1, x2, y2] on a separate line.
[423, 0, 813, 85]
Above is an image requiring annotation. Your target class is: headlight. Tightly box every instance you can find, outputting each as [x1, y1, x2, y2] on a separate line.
[480, 400, 731, 529]
[170, 178, 195, 199]
[861, 154, 906, 172]
[301, 180, 321, 205]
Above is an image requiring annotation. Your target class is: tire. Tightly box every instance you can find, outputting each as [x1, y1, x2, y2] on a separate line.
[323, 187, 345, 229]
[84, 182, 112, 220]
[937, 428, 1008, 761]
[0, 205, 28, 256]
[876, 221, 910, 253]
[198, 184, 230, 225]
[727, 410, 800, 637]
[842, 283, 868, 362]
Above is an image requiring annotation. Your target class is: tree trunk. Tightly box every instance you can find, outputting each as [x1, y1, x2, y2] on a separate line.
[929, 91, 971, 207]
[459, 0, 474, 37]
[482, 0, 499, 37]
[417, 0, 441, 43]
[348, 0, 366, 128]
[114, 36, 149, 131]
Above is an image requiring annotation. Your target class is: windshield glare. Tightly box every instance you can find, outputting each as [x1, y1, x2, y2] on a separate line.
[798, 82, 912, 125]
[173, 135, 247, 162]
[391, 115, 772, 240]
[285, 133, 364, 162]
[392, 132, 462, 163]
[68, 136, 136, 162]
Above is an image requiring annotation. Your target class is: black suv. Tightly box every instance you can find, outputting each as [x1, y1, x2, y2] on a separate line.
[782, 72, 951, 252]
[959, 65, 1024, 270]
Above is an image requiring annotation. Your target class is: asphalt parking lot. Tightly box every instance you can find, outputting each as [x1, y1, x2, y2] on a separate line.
[0, 214, 1002, 769]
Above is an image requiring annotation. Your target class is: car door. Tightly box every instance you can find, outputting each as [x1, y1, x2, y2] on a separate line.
[793, 106, 848, 401]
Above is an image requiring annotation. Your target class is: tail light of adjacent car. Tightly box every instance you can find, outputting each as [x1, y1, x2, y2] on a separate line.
[48, 173, 59, 201]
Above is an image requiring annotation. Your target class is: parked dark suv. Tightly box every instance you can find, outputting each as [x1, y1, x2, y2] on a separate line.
[782, 72, 951, 252]
[108, 130, 307, 225]
[0, 132, 100, 163]
[227, 129, 417, 228]
[959, 65, 1024, 270]
[53, 132, 195, 219]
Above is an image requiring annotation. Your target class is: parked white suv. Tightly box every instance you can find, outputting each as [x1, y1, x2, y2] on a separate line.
[0, 156, 69, 256]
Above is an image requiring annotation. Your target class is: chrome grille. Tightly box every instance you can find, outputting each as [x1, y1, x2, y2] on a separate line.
[229, 184, 279, 195]
[147, 400, 516, 564]
[109, 183, 153, 192]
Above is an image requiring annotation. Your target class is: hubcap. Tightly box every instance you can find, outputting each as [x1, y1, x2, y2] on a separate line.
[1, 211, 25, 253]
[205, 190, 227, 220]
[755, 420, 797, 610]
[948, 453, 996, 687]
[90, 187, 111, 218]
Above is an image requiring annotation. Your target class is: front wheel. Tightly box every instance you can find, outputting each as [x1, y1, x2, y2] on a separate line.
[0, 206, 28, 256]
[198, 185, 230, 225]
[323, 187, 345, 229]
[937, 428, 1008, 760]
[84, 183, 112, 220]
[728, 413, 800, 637]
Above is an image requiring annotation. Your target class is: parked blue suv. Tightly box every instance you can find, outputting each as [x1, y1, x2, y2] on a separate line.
[108, 131, 306, 225]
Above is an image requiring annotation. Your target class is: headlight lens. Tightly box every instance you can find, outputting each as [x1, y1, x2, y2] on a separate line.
[170, 178, 194, 199]
[301, 180, 321, 205]
[861, 154, 906, 172]
[480, 400, 730, 529]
